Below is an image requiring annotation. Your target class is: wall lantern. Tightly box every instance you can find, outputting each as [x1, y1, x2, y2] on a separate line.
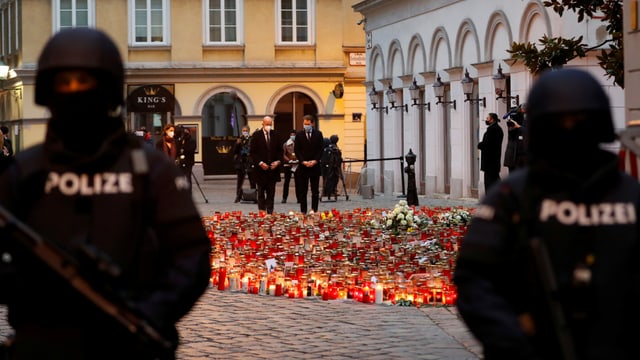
[432, 74, 456, 109]
[492, 64, 519, 106]
[460, 69, 486, 108]
[331, 83, 344, 99]
[408, 79, 430, 111]
[368, 86, 388, 114]
[386, 84, 408, 112]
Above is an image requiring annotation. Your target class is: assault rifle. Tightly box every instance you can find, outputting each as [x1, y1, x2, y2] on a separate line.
[530, 238, 576, 360]
[0, 205, 176, 359]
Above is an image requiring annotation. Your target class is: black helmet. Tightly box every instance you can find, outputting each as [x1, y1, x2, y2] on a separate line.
[526, 69, 614, 157]
[35, 28, 124, 108]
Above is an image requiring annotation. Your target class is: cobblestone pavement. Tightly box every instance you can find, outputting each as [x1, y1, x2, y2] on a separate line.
[1, 165, 483, 359]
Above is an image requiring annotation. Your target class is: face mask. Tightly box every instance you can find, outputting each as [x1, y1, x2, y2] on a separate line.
[304, 125, 312, 133]
[264, 125, 272, 132]
[242, 131, 249, 137]
[167, 131, 174, 138]
[290, 136, 296, 141]
[48, 88, 121, 153]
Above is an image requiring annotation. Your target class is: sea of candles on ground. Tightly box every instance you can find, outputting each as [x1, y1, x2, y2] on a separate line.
[204, 205, 472, 307]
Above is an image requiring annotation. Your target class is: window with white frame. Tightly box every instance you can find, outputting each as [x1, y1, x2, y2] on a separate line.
[276, 0, 314, 45]
[129, 0, 170, 45]
[53, 0, 95, 31]
[204, 0, 243, 44]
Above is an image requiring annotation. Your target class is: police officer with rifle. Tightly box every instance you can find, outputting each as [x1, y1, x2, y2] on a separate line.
[0, 28, 210, 359]
[454, 69, 640, 359]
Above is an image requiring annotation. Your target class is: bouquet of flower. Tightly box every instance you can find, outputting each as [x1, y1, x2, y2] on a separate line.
[435, 207, 472, 227]
[382, 200, 429, 234]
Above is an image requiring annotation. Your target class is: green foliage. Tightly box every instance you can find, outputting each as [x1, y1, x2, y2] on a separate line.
[508, 0, 623, 88]
[509, 35, 586, 75]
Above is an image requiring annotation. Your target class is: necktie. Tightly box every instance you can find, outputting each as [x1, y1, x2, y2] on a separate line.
[265, 131, 270, 144]
[307, 132, 310, 140]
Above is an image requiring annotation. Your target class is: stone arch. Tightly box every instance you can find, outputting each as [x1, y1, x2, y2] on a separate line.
[369, 44, 386, 87]
[387, 39, 405, 85]
[194, 85, 255, 116]
[429, 26, 453, 72]
[484, 10, 513, 61]
[407, 34, 427, 75]
[454, 18, 481, 67]
[266, 84, 325, 115]
[519, 0, 552, 43]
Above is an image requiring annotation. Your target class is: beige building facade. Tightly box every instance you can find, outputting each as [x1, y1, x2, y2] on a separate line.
[0, 0, 367, 177]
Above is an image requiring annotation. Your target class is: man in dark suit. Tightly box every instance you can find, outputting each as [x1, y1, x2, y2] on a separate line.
[294, 114, 324, 214]
[478, 112, 504, 193]
[250, 116, 283, 214]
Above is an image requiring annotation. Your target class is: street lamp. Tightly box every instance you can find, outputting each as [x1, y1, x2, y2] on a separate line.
[368, 86, 388, 114]
[460, 69, 486, 108]
[408, 79, 430, 111]
[386, 84, 408, 112]
[492, 64, 519, 106]
[432, 74, 456, 109]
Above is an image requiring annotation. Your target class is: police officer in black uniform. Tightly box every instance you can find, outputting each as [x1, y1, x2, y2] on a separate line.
[0, 28, 210, 359]
[454, 69, 640, 359]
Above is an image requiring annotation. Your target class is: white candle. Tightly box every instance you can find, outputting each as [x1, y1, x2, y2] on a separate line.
[241, 277, 249, 292]
[259, 279, 267, 295]
[269, 284, 276, 296]
[375, 283, 383, 304]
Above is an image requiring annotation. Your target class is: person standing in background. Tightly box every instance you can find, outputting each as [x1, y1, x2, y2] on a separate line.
[281, 129, 298, 204]
[250, 116, 282, 214]
[478, 112, 504, 193]
[504, 119, 527, 173]
[156, 123, 178, 163]
[294, 114, 324, 214]
[233, 125, 255, 203]
[178, 126, 197, 190]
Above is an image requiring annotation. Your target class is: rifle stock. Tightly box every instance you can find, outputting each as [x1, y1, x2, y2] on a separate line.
[0, 205, 176, 359]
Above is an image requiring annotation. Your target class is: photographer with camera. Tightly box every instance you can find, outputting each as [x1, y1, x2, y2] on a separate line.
[233, 125, 255, 203]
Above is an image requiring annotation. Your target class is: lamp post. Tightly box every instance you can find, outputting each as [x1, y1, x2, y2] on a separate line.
[492, 64, 519, 106]
[460, 69, 486, 108]
[404, 149, 418, 206]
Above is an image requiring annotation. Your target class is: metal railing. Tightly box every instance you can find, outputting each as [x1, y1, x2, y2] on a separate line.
[342, 156, 406, 196]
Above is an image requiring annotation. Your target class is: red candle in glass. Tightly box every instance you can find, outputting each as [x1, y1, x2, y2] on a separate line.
[217, 268, 227, 291]
[362, 287, 370, 303]
[275, 283, 283, 297]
